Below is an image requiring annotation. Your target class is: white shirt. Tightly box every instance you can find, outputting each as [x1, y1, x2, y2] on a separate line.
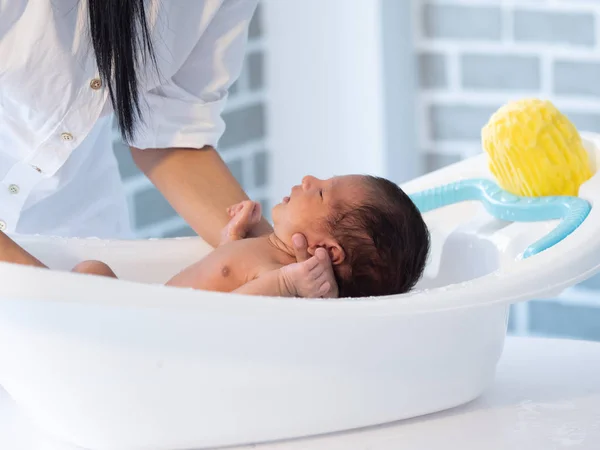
[0, 0, 258, 238]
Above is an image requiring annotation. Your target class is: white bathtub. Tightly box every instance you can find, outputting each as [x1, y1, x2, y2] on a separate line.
[0, 134, 600, 450]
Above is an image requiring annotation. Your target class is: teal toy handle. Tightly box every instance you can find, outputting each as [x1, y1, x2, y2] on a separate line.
[409, 179, 591, 259]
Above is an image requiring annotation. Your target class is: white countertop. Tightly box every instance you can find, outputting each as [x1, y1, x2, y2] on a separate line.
[1, 336, 599, 450]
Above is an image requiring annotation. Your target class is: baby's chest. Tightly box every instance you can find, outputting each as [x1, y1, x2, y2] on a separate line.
[169, 245, 273, 292]
[216, 249, 273, 283]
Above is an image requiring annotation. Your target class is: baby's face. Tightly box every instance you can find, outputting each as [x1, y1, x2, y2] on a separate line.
[272, 174, 366, 250]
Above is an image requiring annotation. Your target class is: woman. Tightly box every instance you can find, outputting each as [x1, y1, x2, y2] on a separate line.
[0, 0, 338, 297]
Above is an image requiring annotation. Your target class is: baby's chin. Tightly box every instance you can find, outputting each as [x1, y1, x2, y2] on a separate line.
[270, 203, 286, 226]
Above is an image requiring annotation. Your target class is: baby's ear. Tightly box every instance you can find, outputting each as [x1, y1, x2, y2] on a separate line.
[306, 245, 318, 257]
[307, 241, 344, 264]
[325, 241, 345, 266]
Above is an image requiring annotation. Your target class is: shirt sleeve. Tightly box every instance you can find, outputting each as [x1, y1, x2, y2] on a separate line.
[128, 0, 259, 150]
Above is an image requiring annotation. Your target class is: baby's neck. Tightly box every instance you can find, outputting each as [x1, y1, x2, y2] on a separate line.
[259, 233, 297, 266]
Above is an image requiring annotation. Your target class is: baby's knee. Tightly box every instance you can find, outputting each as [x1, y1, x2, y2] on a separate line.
[72, 260, 116, 278]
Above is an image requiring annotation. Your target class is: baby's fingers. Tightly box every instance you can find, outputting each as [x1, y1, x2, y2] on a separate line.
[227, 203, 243, 217]
[250, 202, 262, 224]
[301, 254, 321, 272]
[314, 247, 331, 263]
[314, 247, 339, 298]
[235, 201, 254, 223]
[318, 281, 331, 297]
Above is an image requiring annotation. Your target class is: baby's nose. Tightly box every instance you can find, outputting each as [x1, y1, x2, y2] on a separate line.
[301, 176, 311, 190]
[302, 175, 318, 190]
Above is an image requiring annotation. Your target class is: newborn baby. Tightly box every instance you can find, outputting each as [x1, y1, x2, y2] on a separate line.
[0, 175, 430, 298]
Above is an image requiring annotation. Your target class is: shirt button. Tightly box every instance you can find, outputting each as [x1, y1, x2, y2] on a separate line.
[8, 184, 19, 194]
[90, 78, 102, 90]
[0, 220, 6, 231]
[61, 132, 74, 142]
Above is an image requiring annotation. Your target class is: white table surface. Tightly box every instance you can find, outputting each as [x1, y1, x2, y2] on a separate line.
[1, 336, 599, 450]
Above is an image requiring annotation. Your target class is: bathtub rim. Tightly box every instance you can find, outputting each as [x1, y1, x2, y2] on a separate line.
[2, 132, 600, 317]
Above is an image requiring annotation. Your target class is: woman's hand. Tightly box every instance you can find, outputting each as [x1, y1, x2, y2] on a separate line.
[278, 234, 340, 298]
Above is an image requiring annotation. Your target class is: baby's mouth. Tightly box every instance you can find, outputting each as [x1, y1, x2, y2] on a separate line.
[283, 196, 290, 203]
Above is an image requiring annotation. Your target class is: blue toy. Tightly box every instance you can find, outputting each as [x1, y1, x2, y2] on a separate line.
[409, 178, 591, 259]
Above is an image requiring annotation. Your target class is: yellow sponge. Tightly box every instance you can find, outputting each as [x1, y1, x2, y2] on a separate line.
[481, 98, 593, 197]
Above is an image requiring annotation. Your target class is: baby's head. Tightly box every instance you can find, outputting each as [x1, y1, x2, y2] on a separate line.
[272, 175, 430, 297]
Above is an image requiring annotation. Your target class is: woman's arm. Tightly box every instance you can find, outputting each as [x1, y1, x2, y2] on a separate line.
[0, 231, 46, 268]
[131, 145, 272, 247]
[126, 0, 265, 247]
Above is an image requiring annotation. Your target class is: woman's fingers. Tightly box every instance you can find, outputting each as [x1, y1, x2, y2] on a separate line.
[292, 233, 311, 262]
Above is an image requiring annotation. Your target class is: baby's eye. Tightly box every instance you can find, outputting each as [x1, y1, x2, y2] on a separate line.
[319, 189, 323, 198]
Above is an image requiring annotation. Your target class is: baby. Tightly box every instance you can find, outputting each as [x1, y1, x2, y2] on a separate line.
[0, 175, 430, 298]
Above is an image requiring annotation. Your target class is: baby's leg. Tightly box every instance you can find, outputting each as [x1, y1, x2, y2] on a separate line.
[71, 260, 118, 278]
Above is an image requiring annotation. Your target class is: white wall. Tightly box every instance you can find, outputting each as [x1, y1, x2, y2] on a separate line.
[264, 0, 419, 200]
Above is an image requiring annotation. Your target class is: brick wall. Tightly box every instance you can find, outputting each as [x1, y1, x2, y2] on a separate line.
[415, 0, 600, 341]
[417, 0, 600, 169]
[112, 4, 269, 239]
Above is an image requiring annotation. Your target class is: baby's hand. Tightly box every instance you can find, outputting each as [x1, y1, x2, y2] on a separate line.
[220, 200, 262, 245]
[279, 246, 338, 298]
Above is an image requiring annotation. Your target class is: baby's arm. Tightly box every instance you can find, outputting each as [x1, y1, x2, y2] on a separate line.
[234, 248, 335, 298]
[232, 268, 291, 296]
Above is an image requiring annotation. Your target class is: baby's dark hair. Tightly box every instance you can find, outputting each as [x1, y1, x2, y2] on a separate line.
[325, 176, 430, 297]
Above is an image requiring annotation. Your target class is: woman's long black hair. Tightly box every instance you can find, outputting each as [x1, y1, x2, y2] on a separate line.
[88, 0, 157, 142]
